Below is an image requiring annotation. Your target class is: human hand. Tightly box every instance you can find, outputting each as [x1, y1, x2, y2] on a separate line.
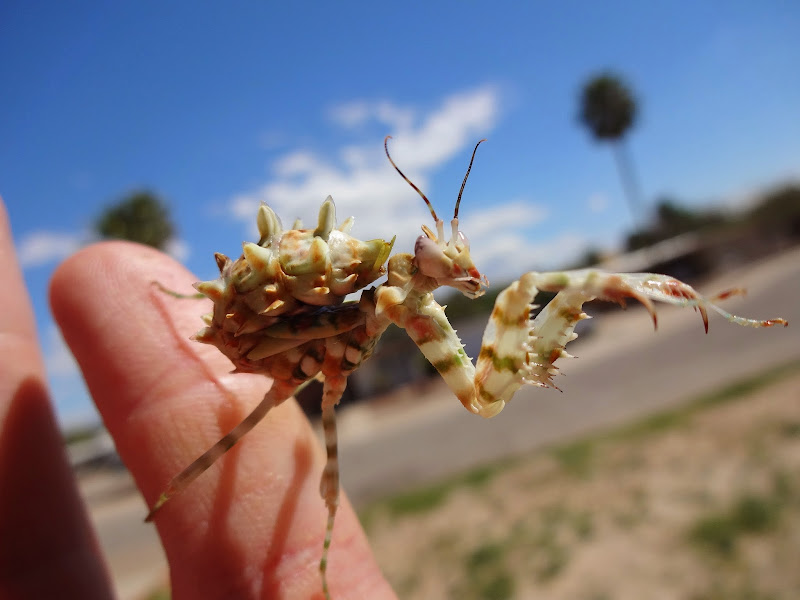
[0, 196, 396, 599]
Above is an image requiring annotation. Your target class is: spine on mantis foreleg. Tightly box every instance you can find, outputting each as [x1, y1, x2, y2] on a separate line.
[476, 267, 788, 415]
[375, 274, 594, 419]
[380, 267, 786, 422]
[398, 293, 479, 413]
[475, 276, 594, 415]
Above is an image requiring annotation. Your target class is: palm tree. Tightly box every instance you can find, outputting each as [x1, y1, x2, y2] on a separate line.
[579, 73, 644, 225]
[95, 190, 174, 250]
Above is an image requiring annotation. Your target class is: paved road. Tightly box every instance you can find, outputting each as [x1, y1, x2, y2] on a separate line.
[84, 247, 799, 599]
[79, 472, 168, 600]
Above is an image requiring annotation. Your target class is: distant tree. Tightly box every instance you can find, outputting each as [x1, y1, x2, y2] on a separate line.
[625, 229, 660, 252]
[579, 72, 644, 225]
[748, 184, 800, 239]
[656, 199, 724, 235]
[569, 247, 604, 269]
[625, 198, 726, 251]
[95, 191, 174, 250]
[656, 201, 698, 233]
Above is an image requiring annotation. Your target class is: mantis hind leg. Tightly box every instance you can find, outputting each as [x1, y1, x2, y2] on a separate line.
[151, 280, 205, 299]
[318, 375, 347, 600]
[145, 380, 296, 521]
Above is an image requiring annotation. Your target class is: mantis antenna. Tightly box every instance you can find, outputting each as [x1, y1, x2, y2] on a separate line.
[454, 139, 486, 219]
[384, 135, 439, 223]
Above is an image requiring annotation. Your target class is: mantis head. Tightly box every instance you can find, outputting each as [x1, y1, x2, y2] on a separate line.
[414, 219, 487, 298]
[385, 136, 489, 299]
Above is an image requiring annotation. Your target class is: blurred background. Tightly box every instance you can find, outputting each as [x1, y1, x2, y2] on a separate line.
[2, 2, 799, 599]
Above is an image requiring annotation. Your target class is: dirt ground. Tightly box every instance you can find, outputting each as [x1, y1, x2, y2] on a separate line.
[363, 367, 800, 600]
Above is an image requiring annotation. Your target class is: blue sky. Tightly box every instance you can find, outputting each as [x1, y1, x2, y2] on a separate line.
[2, 2, 799, 427]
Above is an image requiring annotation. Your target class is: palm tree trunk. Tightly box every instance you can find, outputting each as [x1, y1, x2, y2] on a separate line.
[612, 140, 645, 226]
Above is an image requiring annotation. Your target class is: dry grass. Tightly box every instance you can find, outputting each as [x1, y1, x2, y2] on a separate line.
[363, 362, 800, 600]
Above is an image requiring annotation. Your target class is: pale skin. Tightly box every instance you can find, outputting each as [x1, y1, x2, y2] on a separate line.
[0, 197, 395, 599]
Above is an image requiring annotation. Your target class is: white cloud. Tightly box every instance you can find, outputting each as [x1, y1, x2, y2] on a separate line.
[16, 230, 83, 268]
[273, 150, 323, 178]
[16, 229, 190, 268]
[375, 102, 415, 131]
[328, 99, 415, 131]
[384, 86, 500, 171]
[468, 228, 591, 283]
[229, 85, 503, 259]
[528, 232, 592, 270]
[226, 85, 587, 292]
[455, 199, 557, 281]
[164, 237, 190, 262]
[328, 100, 372, 128]
[462, 199, 548, 240]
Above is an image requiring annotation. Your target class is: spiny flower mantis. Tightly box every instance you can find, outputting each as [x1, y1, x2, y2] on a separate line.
[146, 138, 787, 599]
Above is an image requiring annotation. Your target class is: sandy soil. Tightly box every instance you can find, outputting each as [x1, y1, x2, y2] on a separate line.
[364, 369, 800, 600]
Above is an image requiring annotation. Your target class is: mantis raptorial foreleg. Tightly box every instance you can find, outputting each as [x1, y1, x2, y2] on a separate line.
[384, 269, 787, 420]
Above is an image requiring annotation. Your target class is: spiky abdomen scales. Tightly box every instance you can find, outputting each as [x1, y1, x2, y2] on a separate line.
[190, 198, 393, 377]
